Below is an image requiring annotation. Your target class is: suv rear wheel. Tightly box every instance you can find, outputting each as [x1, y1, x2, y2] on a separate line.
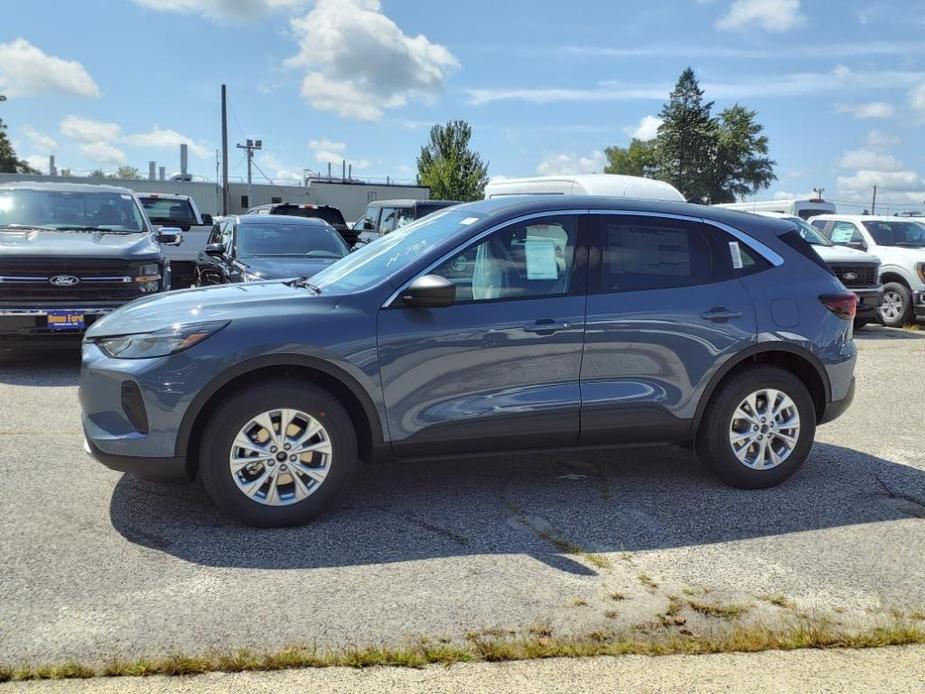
[696, 367, 816, 489]
[879, 282, 912, 327]
[199, 381, 358, 527]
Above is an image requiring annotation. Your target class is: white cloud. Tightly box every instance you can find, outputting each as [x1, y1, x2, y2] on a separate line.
[60, 115, 122, 143]
[468, 66, 925, 106]
[773, 190, 816, 200]
[835, 101, 894, 119]
[78, 141, 126, 165]
[536, 151, 606, 176]
[623, 115, 662, 140]
[131, 0, 303, 21]
[911, 81, 925, 117]
[0, 39, 99, 98]
[838, 149, 903, 172]
[285, 0, 458, 121]
[866, 129, 901, 148]
[22, 126, 57, 152]
[123, 126, 210, 158]
[716, 0, 805, 32]
[308, 138, 369, 170]
[257, 153, 303, 182]
[836, 138, 925, 205]
[22, 154, 51, 174]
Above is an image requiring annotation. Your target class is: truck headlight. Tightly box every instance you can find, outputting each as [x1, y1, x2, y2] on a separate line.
[94, 321, 229, 359]
[135, 263, 163, 293]
[917, 263, 925, 284]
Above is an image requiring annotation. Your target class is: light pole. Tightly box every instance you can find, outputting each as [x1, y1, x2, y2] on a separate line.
[236, 138, 262, 209]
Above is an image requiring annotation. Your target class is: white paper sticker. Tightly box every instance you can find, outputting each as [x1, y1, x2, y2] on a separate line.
[460, 216, 479, 226]
[120, 194, 133, 200]
[728, 241, 744, 269]
[525, 238, 559, 280]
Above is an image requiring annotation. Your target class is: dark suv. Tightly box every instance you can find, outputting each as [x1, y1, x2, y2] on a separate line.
[245, 203, 356, 246]
[81, 197, 857, 527]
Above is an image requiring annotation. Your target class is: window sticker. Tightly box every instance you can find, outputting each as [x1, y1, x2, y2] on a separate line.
[525, 238, 559, 280]
[728, 241, 744, 269]
[460, 216, 479, 225]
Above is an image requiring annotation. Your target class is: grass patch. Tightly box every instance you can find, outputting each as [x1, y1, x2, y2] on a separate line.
[573, 599, 588, 607]
[604, 610, 618, 619]
[535, 530, 611, 570]
[638, 574, 658, 590]
[758, 594, 796, 610]
[610, 592, 626, 601]
[2, 620, 923, 683]
[688, 600, 751, 620]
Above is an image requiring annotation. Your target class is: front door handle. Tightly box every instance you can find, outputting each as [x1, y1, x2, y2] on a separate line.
[522, 319, 571, 334]
[701, 307, 743, 322]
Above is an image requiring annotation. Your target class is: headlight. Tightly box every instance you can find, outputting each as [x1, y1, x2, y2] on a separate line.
[95, 321, 229, 359]
[917, 263, 925, 284]
[136, 262, 163, 293]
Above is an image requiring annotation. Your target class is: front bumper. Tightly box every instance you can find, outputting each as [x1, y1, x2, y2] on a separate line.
[914, 290, 925, 319]
[0, 305, 119, 337]
[85, 437, 188, 482]
[852, 288, 882, 318]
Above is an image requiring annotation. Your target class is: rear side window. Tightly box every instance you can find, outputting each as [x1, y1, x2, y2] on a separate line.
[778, 229, 833, 274]
[597, 215, 757, 293]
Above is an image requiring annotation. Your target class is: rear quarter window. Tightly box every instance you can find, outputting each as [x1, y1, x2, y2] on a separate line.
[778, 229, 833, 275]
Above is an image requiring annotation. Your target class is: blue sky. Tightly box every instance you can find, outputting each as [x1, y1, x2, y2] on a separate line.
[2, 0, 925, 210]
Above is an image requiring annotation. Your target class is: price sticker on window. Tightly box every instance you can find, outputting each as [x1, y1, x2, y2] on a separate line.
[728, 241, 744, 269]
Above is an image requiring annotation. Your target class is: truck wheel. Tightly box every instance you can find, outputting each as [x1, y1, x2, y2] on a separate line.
[879, 282, 912, 327]
[695, 367, 816, 489]
[199, 381, 358, 527]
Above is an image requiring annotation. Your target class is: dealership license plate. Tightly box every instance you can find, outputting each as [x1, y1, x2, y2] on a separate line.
[46, 311, 85, 331]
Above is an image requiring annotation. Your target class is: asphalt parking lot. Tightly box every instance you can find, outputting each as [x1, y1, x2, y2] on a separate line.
[1, 327, 924, 667]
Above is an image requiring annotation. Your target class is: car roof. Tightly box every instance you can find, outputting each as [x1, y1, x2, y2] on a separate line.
[137, 192, 192, 200]
[0, 181, 137, 195]
[235, 214, 332, 226]
[484, 174, 684, 201]
[366, 199, 458, 208]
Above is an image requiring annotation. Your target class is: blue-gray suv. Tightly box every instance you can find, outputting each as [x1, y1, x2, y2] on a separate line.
[81, 197, 858, 527]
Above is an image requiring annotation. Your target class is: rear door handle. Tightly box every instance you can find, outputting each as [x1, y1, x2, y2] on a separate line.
[522, 319, 571, 334]
[701, 308, 743, 322]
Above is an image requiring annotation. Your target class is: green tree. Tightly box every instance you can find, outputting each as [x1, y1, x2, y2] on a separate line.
[0, 118, 39, 174]
[114, 165, 140, 180]
[705, 105, 776, 204]
[655, 67, 716, 199]
[604, 138, 658, 178]
[416, 120, 488, 201]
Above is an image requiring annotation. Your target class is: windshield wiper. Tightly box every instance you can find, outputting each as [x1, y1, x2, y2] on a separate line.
[53, 225, 131, 233]
[0, 224, 49, 230]
[285, 276, 322, 293]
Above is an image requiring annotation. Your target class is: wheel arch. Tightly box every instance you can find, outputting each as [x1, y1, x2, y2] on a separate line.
[692, 344, 831, 435]
[880, 271, 910, 287]
[176, 354, 384, 477]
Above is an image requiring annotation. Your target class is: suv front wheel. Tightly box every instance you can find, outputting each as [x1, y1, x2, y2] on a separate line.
[696, 367, 816, 489]
[199, 381, 358, 527]
[879, 282, 912, 327]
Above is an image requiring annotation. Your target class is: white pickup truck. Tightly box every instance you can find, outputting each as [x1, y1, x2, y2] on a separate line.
[138, 193, 214, 288]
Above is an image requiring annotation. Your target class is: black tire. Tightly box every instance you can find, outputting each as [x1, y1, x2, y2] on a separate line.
[878, 282, 912, 328]
[199, 381, 358, 527]
[853, 317, 868, 330]
[695, 366, 816, 489]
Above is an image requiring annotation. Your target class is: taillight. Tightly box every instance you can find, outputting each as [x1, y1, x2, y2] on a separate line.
[820, 292, 857, 320]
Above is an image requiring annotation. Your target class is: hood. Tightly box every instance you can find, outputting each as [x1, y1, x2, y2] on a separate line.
[241, 255, 340, 280]
[0, 229, 161, 258]
[874, 245, 925, 262]
[85, 280, 338, 338]
[814, 244, 879, 264]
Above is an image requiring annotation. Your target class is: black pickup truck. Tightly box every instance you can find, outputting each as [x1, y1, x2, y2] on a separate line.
[0, 181, 179, 342]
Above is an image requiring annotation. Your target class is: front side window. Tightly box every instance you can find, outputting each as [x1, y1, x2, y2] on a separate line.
[379, 208, 400, 234]
[788, 217, 831, 246]
[0, 189, 146, 232]
[830, 221, 864, 246]
[430, 216, 578, 302]
[220, 221, 234, 250]
[862, 220, 925, 247]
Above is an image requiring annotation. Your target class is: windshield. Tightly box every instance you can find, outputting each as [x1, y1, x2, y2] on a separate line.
[0, 189, 146, 232]
[237, 223, 349, 258]
[788, 217, 831, 246]
[862, 220, 925, 247]
[310, 209, 485, 294]
[140, 197, 196, 225]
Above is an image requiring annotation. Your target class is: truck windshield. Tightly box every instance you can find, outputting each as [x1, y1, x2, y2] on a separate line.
[0, 189, 146, 233]
[237, 223, 349, 259]
[862, 220, 925, 247]
[140, 197, 196, 227]
[310, 209, 485, 294]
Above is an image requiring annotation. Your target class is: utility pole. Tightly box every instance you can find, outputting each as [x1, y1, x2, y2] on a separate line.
[871, 185, 877, 215]
[236, 138, 262, 209]
[221, 84, 229, 216]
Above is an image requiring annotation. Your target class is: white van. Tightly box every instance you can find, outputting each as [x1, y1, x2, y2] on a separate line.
[484, 174, 684, 202]
[715, 198, 836, 220]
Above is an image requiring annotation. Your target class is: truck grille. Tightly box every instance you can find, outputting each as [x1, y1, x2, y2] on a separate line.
[0, 258, 148, 302]
[829, 264, 878, 288]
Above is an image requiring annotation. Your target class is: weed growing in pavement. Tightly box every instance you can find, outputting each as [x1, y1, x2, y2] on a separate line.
[688, 600, 751, 620]
[758, 595, 796, 609]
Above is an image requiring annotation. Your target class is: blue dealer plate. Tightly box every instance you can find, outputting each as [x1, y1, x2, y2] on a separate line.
[46, 311, 86, 331]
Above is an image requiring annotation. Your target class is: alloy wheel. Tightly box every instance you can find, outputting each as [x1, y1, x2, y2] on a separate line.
[879, 290, 904, 322]
[728, 389, 801, 470]
[229, 408, 332, 506]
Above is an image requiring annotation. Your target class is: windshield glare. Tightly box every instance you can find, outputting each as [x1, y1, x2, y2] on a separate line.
[237, 223, 349, 259]
[789, 217, 831, 246]
[862, 220, 925, 247]
[0, 189, 146, 232]
[310, 209, 485, 293]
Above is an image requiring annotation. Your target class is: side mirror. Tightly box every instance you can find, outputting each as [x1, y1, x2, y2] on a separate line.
[157, 227, 183, 246]
[205, 242, 226, 257]
[400, 274, 456, 308]
[200, 213, 213, 226]
[363, 220, 375, 231]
